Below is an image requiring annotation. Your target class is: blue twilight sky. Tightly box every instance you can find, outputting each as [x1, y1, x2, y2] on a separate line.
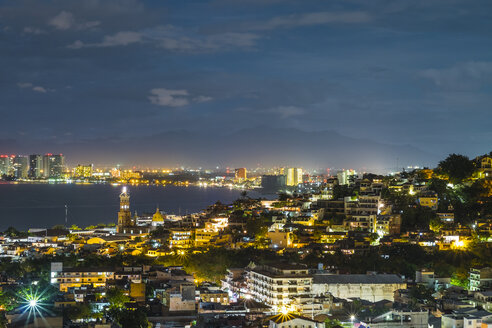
[0, 0, 491, 168]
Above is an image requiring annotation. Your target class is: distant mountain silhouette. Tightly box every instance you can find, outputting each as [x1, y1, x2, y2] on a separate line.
[4, 127, 439, 173]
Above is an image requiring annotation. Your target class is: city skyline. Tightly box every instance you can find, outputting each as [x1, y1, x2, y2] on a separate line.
[1, 0, 491, 170]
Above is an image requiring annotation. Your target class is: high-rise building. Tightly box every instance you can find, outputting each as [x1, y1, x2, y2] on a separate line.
[42, 154, 65, 178]
[13, 155, 28, 179]
[74, 164, 93, 178]
[337, 169, 357, 185]
[285, 167, 303, 186]
[0, 155, 14, 176]
[29, 154, 43, 178]
[235, 168, 247, 181]
[247, 264, 312, 310]
[117, 187, 135, 233]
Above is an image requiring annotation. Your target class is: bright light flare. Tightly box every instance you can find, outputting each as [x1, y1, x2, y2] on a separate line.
[17, 285, 53, 324]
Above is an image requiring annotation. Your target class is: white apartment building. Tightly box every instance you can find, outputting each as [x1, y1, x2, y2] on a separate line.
[344, 195, 381, 232]
[469, 267, 492, 291]
[247, 264, 313, 311]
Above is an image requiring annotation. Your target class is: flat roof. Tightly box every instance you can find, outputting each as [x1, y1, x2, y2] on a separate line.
[313, 274, 404, 285]
[251, 268, 311, 278]
[61, 267, 115, 273]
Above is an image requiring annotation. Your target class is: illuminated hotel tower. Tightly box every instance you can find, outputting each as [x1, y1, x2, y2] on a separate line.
[117, 187, 135, 233]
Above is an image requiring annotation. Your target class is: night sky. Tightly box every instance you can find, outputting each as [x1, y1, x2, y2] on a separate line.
[1, 0, 491, 170]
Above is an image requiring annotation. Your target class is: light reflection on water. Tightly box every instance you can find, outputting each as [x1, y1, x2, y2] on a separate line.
[0, 183, 270, 230]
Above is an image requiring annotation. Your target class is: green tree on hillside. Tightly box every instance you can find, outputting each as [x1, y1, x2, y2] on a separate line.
[437, 154, 475, 184]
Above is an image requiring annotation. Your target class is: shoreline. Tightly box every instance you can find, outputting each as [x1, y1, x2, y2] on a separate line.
[0, 183, 276, 231]
[0, 179, 262, 191]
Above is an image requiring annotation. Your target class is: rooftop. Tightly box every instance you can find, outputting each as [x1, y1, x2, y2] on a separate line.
[313, 274, 404, 285]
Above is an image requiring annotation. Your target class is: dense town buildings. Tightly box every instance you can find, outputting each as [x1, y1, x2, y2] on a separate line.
[0, 152, 491, 327]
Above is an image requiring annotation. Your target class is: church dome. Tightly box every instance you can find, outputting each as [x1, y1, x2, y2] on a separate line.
[152, 208, 164, 222]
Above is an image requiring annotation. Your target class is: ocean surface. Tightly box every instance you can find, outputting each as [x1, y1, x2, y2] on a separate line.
[0, 183, 268, 231]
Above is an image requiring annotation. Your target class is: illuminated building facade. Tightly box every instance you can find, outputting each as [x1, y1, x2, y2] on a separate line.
[285, 167, 303, 186]
[267, 230, 293, 248]
[195, 228, 219, 247]
[74, 164, 93, 178]
[117, 187, 136, 233]
[376, 214, 402, 235]
[169, 229, 193, 248]
[235, 168, 247, 181]
[247, 264, 313, 310]
[50, 262, 115, 292]
[0, 155, 14, 176]
[13, 155, 28, 179]
[418, 192, 438, 210]
[469, 267, 492, 291]
[42, 153, 65, 178]
[110, 168, 121, 178]
[29, 154, 43, 178]
[478, 156, 492, 179]
[121, 170, 142, 180]
[337, 169, 357, 185]
[344, 195, 382, 232]
[199, 288, 229, 305]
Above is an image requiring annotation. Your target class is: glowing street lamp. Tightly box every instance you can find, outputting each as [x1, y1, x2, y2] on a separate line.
[17, 286, 52, 322]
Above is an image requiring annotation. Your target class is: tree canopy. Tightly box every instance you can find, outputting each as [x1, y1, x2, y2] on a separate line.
[437, 153, 475, 184]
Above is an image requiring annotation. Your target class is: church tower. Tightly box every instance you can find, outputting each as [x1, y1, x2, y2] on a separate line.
[117, 187, 134, 233]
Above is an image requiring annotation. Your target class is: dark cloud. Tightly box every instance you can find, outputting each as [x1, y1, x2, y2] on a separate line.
[0, 0, 490, 169]
[245, 11, 372, 31]
[419, 61, 492, 91]
[48, 10, 100, 30]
